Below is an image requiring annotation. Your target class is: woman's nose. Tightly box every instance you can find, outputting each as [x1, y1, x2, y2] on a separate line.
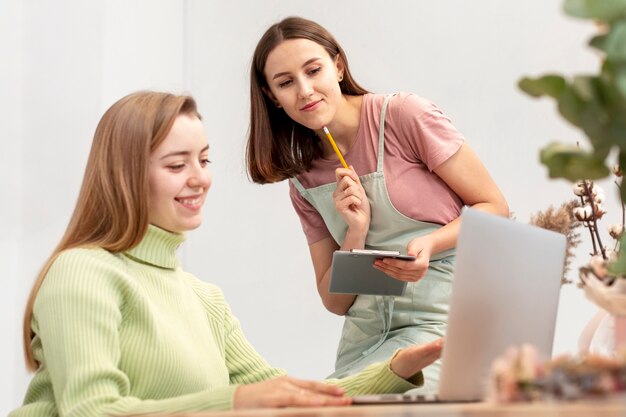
[298, 78, 314, 98]
[188, 164, 211, 189]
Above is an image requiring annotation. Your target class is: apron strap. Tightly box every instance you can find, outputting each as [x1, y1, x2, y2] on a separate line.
[376, 94, 396, 173]
[361, 296, 395, 357]
[290, 176, 306, 194]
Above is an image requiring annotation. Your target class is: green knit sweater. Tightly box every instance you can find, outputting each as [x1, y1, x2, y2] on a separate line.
[11, 225, 421, 417]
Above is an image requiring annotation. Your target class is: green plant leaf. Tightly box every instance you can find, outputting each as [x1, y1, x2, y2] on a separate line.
[609, 234, 626, 276]
[571, 75, 599, 102]
[602, 59, 626, 101]
[564, 0, 626, 21]
[571, 77, 613, 147]
[556, 83, 587, 126]
[540, 142, 610, 181]
[590, 33, 608, 52]
[518, 75, 566, 98]
[604, 21, 626, 61]
[616, 71, 626, 98]
[620, 152, 626, 201]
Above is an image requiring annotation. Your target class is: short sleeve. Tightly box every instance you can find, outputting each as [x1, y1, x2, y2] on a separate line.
[288, 180, 332, 245]
[395, 93, 464, 171]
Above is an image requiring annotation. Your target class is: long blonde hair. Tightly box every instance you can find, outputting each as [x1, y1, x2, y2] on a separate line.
[23, 91, 199, 371]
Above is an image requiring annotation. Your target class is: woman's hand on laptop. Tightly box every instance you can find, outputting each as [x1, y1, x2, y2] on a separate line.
[233, 376, 351, 409]
[390, 338, 444, 379]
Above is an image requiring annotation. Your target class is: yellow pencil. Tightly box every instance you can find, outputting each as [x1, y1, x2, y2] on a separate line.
[322, 126, 349, 169]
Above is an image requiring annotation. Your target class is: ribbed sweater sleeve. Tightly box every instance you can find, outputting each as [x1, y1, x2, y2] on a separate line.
[326, 360, 422, 395]
[185, 279, 287, 385]
[188, 280, 423, 394]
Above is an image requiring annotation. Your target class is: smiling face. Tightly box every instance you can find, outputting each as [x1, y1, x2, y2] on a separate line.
[148, 114, 211, 233]
[263, 38, 344, 130]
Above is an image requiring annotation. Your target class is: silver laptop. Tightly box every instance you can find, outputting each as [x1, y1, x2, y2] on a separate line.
[353, 208, 566, 404]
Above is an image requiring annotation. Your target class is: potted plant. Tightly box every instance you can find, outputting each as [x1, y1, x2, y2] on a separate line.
[518, 0, 626, 352]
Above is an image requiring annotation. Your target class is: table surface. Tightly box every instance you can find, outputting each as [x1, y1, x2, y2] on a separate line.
[129, 398, 626, 417]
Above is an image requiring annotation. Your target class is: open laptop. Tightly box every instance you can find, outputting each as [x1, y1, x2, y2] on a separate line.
[352, 208, 566, 404]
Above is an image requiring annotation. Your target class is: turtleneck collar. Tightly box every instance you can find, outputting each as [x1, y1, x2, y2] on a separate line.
[124, 224, 186, 269]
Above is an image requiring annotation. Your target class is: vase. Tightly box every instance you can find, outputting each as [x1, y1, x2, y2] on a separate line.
[616, 315, 626, 353]
[579, 274, 626, 355]
[579, 309, 613, 356]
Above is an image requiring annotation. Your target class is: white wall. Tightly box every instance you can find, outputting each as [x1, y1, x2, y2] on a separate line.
[2, 0, 187, 412]
[1, 0, 24, 413]
[3, 0, 612, 411]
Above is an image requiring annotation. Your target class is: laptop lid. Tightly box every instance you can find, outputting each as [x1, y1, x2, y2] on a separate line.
[437, 208, 566, 401]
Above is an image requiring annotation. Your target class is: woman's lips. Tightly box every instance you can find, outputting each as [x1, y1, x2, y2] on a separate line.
[175, 196, 204, 211]
[300, 100, 322, 111]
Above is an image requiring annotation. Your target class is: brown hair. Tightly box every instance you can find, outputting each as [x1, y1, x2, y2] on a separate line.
[246, 16, 369, 184]
[22, 91, 200, 371]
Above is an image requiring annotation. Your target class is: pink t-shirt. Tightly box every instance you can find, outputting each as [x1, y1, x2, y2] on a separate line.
[289, 92, 465, 244]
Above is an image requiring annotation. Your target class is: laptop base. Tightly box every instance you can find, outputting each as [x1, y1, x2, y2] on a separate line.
[351, 393, 479, 405]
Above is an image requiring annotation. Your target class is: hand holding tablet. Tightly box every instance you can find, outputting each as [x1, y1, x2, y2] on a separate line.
[329, 249, 416, 296]
[349, 249, 416, 261]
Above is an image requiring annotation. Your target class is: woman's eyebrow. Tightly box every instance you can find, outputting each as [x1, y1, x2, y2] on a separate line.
[160, 150, 190, 160]
[272, 57, 321, 80]
[159, 145, 209, 160]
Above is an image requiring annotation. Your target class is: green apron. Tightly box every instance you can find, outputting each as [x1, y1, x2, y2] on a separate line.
[291, 94, 455, 393]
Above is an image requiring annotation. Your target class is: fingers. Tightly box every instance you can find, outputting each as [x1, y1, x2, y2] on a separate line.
[372, 242, 432, 282]
[408, 339, 444, 369]
[333, 167, 369, 220]
[410, 338, 444, 358]
[373, 258, 428, 282]
[427, 337, 445, 349]
[391, 338, 445, 379]
[234, 376, 352, 409]
[280, 393, 351, 408]
[335, 166, 359, 183]
[291, 379, 345, 396]
[333, 184, 362, 203]
[285, 378, 351, 407]
[333, 176, 363, 201]
[419, 338, 444, 357]
[335, 195, 364, 212]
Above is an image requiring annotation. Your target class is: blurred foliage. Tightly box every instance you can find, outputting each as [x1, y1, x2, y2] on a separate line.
[519, 0, 626, 276]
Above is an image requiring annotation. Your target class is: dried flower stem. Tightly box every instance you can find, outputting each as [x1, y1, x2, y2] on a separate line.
[530, 200, 581, 285]
[614, 179, 625, 252]
[582, 181, 607, 259]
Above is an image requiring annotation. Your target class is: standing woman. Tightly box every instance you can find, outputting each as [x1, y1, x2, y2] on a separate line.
[11, 91, 443, 417]
[247, 17, 508, 390]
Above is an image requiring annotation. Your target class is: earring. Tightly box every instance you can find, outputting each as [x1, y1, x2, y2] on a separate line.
[274, 101, 282, 108]
[338, 75, 344, 82]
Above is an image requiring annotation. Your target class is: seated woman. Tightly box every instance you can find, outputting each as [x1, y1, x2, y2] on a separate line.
[10, 91, 443, 417]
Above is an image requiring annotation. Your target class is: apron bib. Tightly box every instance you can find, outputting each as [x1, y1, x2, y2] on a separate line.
[291, 94, 455, 392]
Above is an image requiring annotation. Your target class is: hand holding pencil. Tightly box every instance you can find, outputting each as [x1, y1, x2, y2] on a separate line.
[325, 125, 371, 235]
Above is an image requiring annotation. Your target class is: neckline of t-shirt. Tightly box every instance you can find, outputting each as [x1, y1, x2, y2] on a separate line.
[316, 93, 370, 166]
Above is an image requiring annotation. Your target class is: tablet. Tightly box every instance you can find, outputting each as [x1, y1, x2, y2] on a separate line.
[328, 250, 415, 296]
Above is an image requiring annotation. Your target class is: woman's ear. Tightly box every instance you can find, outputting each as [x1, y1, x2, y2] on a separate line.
[335, 56, 345, 82]
[262, 86, 282, 108]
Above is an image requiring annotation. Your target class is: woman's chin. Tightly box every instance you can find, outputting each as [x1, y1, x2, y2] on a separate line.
[182, 218, 203, 232]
